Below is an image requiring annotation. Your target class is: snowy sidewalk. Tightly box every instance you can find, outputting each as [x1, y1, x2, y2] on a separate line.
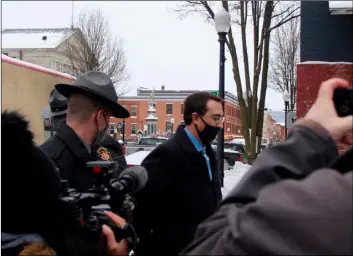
[222, 161, 251, 198]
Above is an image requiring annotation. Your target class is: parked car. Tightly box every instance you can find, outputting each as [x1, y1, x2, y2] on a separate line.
[135, 136, 169, 146]
[124, 136, 169, 155]
[212, 141, 247, 164]
[125, 147, 241, 169]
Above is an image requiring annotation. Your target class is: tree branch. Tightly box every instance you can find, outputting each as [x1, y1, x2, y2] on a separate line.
[61, 9, 130, 95]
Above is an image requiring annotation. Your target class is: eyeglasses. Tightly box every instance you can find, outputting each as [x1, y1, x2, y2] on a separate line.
[204, 114, 225, 124]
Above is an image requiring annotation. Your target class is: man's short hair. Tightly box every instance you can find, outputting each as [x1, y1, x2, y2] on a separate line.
[183, 92, 224, 125]
[67, 93, 109, 123]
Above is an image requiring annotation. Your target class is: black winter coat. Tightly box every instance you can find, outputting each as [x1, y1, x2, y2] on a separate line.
[132, 125, 222, 256]
[40, 123, 126, 192]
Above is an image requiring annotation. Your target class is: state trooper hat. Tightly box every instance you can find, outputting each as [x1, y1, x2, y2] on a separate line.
[55, 71, 130, 118]
[48, 88, 68, 117]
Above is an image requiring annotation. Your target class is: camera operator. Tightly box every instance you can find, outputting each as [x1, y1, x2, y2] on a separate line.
[1, 111, 129, 256]
[43, 88, 128, 174]
[181, 78, 352, 255]
[40, 71, 130, 192]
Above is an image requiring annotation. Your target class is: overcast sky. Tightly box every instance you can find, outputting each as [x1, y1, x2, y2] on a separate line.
[2, 1, 286, 110]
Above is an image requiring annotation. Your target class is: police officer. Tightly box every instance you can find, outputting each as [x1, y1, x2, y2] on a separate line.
[44, 87, 128, 174]
[40, 71, 130, 192]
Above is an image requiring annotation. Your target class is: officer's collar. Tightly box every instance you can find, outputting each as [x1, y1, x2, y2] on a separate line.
[57, 122, 95, 160]
[78, 136, 92, 154]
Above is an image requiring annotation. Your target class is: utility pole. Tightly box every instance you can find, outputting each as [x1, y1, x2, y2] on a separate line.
[71, 1, 74, 29]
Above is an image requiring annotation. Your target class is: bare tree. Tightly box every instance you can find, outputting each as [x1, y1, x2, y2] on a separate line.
[62, 9, 130, 96]
[173, 1, 300, 163]
[268, 3, 300, 111]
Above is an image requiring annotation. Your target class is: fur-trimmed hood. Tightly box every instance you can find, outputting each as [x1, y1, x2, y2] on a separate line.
[2, 110, 34, 150]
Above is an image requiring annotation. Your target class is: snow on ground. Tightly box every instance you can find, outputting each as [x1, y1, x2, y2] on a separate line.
[222, 161, 251, 198]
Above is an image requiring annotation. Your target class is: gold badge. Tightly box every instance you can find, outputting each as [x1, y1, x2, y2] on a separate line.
[97, 147, 111, 161]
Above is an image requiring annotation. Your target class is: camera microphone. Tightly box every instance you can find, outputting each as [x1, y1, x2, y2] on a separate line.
[110, 166, 148, 195]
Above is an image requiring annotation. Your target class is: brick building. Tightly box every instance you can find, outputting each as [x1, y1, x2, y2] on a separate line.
[111, 86, 242, 141]
[262, 111, 277, 143]
[298, 1, 352, 151]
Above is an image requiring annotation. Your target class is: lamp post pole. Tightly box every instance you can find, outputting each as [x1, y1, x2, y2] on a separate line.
[284, 102, 288, 139]
[122, 118, 125, 143]
[217, 32, 226, 184]
[283, 90, 290, 140]
[215, 8, 231, 188]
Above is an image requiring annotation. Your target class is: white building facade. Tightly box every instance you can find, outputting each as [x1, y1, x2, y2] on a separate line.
[2, 28, 81, 75]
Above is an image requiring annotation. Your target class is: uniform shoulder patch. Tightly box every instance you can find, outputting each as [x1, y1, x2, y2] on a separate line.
[97, 147, 112, 160]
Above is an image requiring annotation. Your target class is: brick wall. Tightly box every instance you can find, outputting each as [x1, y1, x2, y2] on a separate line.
[112, 99, 242, 141]
[297, 62, 353, 151]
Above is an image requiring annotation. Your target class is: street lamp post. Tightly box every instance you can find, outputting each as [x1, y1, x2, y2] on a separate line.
[283, 90, 290, 139]
[122, 118, 125, 143]
[215, 8, 231, 187]
[170, 118, 175, 134]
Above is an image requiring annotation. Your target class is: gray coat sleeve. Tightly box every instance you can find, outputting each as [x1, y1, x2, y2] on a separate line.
[181, 120, 353, 255]
[182, 170, 353, 255]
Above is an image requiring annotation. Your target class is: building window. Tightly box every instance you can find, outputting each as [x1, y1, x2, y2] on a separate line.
[166, 103, 173, 115]
[130, 106, 137, 117]
[181, 103, 184, 115]
[166, 121, 172, 132]
[130, 123, 137, 135]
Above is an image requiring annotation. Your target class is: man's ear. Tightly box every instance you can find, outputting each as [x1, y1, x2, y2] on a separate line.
[95, 109, 105, 120]
[191, 112, 200, 124]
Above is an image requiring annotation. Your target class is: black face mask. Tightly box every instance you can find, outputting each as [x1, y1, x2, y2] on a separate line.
[195, 117, 221, 145]
[93, 112, 108, 146]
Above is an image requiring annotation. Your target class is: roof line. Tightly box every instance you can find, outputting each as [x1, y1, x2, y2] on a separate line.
[2, 54, 76, 81]
[55, 30, 76, 49]
[2, 28, 73, 33]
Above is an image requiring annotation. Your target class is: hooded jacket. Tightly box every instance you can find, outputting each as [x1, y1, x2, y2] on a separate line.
[1, 111, 99, 256]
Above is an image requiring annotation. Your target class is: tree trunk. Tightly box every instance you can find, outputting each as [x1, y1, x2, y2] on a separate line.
[256, 2, 273, 161]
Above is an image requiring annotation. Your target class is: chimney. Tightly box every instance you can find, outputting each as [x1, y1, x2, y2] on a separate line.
[161, 85, 165, 90]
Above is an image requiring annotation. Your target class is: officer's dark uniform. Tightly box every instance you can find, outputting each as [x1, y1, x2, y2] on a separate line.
[40, 72, 130, 192]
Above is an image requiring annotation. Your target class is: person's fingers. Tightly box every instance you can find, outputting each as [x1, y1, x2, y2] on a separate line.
[104, 211, 126, 228]
[317, 78, 350, 100]
[102, 224, 117, 251]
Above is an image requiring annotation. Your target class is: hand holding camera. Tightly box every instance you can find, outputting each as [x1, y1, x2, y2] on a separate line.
[304, 78, 353, 145]
[102, 211, 129, 256]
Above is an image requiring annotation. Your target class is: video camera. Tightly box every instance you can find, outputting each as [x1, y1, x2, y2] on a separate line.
[59, 161, 148, 250]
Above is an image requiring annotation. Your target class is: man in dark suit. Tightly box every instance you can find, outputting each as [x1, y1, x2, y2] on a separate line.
[132, 92, 224, 256]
